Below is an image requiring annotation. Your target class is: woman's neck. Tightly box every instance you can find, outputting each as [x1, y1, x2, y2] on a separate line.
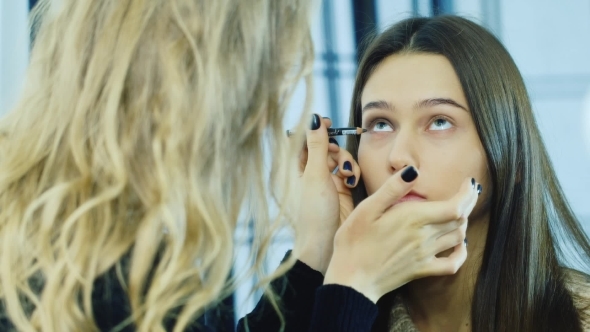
[404, 218, 489, 332]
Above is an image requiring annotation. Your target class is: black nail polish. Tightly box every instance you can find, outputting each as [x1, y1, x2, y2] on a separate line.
[464, 238, 468, 246]
[477, 184, 482, 195]
[347, 176, 356, 186]
[401, 166, 418, 183]
[471, 178, 475, 188]
[311, 114, 320, 130]
[343, 161, 352, 171]
[329, 138, 339, 146]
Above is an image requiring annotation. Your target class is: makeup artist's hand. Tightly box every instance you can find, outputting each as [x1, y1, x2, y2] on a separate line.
[324, 170, 480, 303]
[295, 114, 360, 275]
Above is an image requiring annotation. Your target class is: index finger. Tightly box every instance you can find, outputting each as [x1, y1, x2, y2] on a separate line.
[357, 166, 419, 219]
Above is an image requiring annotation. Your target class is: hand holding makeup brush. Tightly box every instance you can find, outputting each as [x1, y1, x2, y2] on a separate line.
[294, 114, 362, 275]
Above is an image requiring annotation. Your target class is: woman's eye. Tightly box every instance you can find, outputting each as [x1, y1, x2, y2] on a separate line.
[428, 117, 453, 131]
[372, 121, 393, 132]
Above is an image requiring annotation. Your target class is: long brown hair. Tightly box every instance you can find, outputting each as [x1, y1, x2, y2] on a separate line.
[347, 16, 590, 331]
[0, 0, 313, 331]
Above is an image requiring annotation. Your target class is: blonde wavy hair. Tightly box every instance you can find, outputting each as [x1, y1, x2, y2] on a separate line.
[0, 0, 314, 331]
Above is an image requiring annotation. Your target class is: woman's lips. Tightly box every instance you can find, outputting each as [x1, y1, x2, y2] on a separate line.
[392, 192, 427, 207]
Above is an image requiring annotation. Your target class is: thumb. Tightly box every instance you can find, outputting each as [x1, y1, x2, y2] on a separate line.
[360, 166, 419, 218]
[304, 114, 329, 174]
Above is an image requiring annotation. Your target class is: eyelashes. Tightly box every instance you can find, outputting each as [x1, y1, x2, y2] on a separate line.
[428, 115, 454, 131]
[363, 117, 392, 132]
[368, 120, 393, 132]
[363, 115, 456, 133]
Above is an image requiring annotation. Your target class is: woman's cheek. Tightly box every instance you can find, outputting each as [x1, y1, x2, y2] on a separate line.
[357, 147, 379, 195]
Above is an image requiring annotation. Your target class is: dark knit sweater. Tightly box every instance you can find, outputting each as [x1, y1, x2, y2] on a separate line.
[237, 256, 378, 331]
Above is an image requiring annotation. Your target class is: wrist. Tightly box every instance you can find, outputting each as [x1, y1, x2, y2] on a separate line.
[323, 267, 380, 303]
[296, 241, 333, 275]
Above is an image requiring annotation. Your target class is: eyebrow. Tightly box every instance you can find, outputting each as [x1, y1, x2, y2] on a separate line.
[417, 98, 468, 112]
[362, 98, 468, 113]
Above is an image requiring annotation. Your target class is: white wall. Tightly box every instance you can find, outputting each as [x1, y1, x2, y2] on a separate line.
[0, 0, 29, 115]
[499, 0, 590, 228]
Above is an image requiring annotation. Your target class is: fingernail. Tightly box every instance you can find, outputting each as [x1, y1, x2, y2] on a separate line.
[343, 161, 352, 171]
[464, 238, 468, 247]
[401, 166, 418, 183]
[311, 114, 321, 130]
[347, 176, 356, 186]
[471, 178, 475, 188]
[477, 184, 482, 195]
[329, 138, 339, 146]
[322, 116, 331, 120]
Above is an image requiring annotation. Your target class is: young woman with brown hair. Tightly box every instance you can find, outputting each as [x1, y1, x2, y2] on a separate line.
[241, 15, 590, 332]
[344, 15, 590, 331]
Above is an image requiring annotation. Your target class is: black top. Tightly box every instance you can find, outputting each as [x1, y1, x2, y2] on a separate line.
[237, 256, 378, 331]
[0, 252, 379, 331]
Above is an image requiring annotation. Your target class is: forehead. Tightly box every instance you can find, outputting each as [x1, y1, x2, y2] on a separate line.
[361, 53, 467, 107]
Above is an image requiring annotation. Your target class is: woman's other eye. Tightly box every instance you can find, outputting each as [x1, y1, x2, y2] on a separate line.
[428, 117, 453, 131]
[371, 121, 393, 132]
